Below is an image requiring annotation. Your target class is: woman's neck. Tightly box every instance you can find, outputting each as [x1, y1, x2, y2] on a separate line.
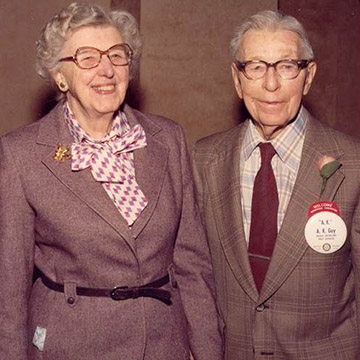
[77, 116, 113, 140]
[67, 101, 114, 140]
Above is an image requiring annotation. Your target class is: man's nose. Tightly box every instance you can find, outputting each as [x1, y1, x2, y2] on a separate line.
[263, 66, 280, 92]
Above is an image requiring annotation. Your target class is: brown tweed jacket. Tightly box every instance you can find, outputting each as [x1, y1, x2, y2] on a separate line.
[192, 113, 360, 360]
[0, 102, 223, 360]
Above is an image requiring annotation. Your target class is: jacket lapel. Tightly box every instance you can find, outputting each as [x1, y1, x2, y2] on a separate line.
[123, 105, 169, 238]
[37, 103, 148, 253]
[259, 116, 345, 304]
[206, 123, 259, 302]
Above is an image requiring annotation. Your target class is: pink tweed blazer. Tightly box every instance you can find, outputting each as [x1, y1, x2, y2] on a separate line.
[0, 102, 223, 360]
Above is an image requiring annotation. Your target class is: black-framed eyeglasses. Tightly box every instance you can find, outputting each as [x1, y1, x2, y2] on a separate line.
[234, 59, 312, 80]
[58, 43, 133, 69]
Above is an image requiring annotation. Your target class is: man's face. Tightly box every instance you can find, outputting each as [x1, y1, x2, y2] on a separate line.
[232, 29, 316, 140]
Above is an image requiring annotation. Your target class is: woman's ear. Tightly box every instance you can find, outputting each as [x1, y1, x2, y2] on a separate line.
[53, 72, 68, 92]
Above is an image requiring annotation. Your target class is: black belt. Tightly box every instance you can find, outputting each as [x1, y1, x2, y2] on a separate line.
[41, 273, 172, 305]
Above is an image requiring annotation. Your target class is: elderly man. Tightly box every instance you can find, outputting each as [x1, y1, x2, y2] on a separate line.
[192, 10, 360, 359]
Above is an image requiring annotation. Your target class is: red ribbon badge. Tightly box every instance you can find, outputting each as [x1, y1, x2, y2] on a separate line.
[308, 201, 340, 219]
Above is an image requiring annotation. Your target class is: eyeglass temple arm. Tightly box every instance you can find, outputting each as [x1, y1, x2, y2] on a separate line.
[59, 56, 76, 63]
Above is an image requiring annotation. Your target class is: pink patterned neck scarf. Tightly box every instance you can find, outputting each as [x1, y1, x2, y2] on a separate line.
[64, 103, 148, 226]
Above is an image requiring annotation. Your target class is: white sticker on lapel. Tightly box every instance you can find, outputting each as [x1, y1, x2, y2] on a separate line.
[305, 211, 347, 254]
[32, 326, 47, 351]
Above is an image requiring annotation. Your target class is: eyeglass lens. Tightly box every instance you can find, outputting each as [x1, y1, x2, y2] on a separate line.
[76, 44, 131, 69]
[244, 61, 302, 80]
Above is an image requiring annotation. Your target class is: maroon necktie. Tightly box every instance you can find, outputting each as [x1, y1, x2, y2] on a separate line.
[248, 143, 279, 292]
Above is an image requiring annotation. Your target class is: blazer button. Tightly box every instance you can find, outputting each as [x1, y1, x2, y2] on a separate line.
[67, 296, 75, 305]
[256, 304, 265, 312]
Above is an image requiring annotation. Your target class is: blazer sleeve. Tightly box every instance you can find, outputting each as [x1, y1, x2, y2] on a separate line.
[0, 136, 35, 360]
[171, 126, 223, 360]
[350, 195, 360, 341]
[191, 142, 207, 215]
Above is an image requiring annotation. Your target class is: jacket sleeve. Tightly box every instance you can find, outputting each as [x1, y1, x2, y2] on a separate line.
[350, 194, 360, 341]
[0, 136, 35, 360]
[171, 127, 223, 360]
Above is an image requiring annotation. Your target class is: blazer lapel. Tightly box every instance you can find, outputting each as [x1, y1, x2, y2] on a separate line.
[206, 123, 258, 302]
[123, 106, 169, 239]
[37, 104, 136, 251]
[259, 116, 345, 304]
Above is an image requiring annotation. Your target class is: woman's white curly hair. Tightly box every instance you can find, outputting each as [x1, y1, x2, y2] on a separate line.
[36, 2, 142, 84]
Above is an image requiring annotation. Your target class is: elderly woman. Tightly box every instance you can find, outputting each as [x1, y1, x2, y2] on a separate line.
[0, 3, 223, 359]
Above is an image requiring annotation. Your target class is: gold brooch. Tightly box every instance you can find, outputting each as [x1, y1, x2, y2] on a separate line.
[53, 144, 71, 162]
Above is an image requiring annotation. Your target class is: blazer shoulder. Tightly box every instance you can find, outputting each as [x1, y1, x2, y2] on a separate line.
[308, 117, 360, 154]
[1, 121, 42, 156]
[332, 128, 360, 152]
[1, 103, 62, 147]
[124, 105, 185, 146]
[193, 122, 247, 163]
[133, 107, 182, 131]
[2, 118, 39, 142]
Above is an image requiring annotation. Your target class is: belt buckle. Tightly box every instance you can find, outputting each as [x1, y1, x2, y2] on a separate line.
[110, 286, 138, 301]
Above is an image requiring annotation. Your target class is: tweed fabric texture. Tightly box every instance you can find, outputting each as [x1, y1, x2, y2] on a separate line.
[192, 111, 360, 359]
[0, 102, 223, 360]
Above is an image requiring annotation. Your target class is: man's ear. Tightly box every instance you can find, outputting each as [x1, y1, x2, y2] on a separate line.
[231, 62, 243, 99]
[303, 61, 317, 95]
[53, 72, 68, 92]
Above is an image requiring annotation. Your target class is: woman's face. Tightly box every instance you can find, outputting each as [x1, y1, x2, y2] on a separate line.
[54, 25, 129, 122]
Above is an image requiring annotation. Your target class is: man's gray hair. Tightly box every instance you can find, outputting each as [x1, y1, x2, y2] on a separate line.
[230, 10, 314, 60]
[36, 2, 142, 84]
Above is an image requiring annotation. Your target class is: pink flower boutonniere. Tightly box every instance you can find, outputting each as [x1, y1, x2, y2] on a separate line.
[317, 155, 341, 198]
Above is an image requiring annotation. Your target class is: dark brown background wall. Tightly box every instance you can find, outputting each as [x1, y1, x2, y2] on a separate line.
[1, 0, 359, 147]
[0, 0, 110, 136]
[279, 0, 360, 139]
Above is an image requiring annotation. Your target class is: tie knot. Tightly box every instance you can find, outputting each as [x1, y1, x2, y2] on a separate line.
[259, 142, 276, 163]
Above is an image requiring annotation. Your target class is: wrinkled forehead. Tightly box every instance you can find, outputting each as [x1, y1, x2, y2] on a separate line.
[238, 29, 303, 61]
[62, 25, 123, 53]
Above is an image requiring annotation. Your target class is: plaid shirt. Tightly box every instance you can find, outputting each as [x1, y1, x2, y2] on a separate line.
[240, 106, 308, 244]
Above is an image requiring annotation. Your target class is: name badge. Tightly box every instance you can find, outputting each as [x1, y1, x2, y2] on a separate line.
[304, 201, 347, 254]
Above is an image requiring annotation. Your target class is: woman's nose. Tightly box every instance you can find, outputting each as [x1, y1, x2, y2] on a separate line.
[97, 55, 115, 77]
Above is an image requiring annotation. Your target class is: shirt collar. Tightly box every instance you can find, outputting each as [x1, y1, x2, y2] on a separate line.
[242, 105, 308, 174]
[63, 102, 130, 144]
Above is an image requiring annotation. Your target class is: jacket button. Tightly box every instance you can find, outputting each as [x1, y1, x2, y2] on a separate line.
[67, 296, 75, 304]
[256, 304, 265, 312]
